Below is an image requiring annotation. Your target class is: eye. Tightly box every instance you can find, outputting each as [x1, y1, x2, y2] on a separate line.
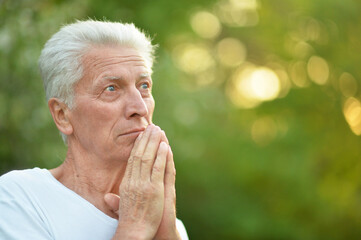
[140, 82, 150, 90]
[105, 85, 116, 92]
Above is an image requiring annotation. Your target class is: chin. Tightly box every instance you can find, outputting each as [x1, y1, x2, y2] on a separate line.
[109, 138, 137, 161]
[100, 131, 140, 162]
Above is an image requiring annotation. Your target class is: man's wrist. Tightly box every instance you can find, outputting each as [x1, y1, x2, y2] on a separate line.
[113, 223, 155, 240]
[153, 229, 182, 240]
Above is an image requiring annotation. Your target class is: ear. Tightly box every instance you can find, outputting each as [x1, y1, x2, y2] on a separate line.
[48, 98, 73, 136]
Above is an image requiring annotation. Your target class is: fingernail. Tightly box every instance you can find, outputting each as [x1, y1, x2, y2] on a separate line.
[104, 193, 111, 201]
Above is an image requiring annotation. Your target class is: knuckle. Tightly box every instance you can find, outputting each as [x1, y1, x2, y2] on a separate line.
[141, 155, 153, 164]
[152, 165, 163, 174]
[141, 183, 158, 196]
[161, 130, 166, 137]
[160, 131, 167, 140]
[142, 183, 152, 192]
[170, 171, 176, 179]
[129, 155, 141, 162]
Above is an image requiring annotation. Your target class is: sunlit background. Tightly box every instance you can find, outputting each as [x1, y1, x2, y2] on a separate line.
[1, 0, 361, 239]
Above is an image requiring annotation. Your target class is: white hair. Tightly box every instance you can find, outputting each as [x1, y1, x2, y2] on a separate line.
[38, 20, 156, 143]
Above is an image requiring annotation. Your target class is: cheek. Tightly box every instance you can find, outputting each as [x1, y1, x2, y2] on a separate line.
[71, 100, 115, 131]
[146, 97, 155, 118]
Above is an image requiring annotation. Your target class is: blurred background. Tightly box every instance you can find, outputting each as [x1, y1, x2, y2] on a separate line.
[1, 0, 361, 239]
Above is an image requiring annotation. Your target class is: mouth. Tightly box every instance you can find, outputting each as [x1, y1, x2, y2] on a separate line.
[119, 128, 146, 136]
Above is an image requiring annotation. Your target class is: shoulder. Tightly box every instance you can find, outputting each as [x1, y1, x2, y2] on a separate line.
[0, 168, 46, 184]
[0, 168, 54, 239]
[0, 168, 48, 197]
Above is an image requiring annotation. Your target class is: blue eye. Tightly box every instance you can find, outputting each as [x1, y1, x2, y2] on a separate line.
[106, 85, 115, 91]
[141, 83, 149, 89]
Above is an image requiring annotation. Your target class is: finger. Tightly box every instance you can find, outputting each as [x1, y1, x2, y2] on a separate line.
[104, 193, 120, 215]
[126, 125, 153, 180]
[150, 141, 168, 183]
[124, 131, 143, 179]
[165, 146, 176, 185]
[164, 146, 176, 201]
[140, 126, 163, 181]
[160, 130, 169, 145]
[162, 146, 177, 222]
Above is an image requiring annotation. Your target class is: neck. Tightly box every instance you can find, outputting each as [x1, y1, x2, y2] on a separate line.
[50, 143, 128, 218]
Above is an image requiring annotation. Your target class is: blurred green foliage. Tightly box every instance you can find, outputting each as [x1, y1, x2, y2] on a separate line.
[1, 0, 361, 239]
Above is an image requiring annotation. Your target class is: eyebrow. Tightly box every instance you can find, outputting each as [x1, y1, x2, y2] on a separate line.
[139, 73, 153, 85]
[97, 73, 152, 89]
[93, 76, 121, 90]
[101, 76, 122, 81]
[101, 73, 150, 81]
[140, 73, 150, 78]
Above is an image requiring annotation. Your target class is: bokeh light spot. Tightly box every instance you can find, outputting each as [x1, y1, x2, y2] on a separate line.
[339, 72, 357, 98]
[299, 17, 322, 42]
[216, 38, 247, 67]
[245, 67, 281, 101]
[294, 41, 314, 58]
[195, 68, 217, 86]
[274, 69, 291, 98]
[215, 0, 259, 27]
[173, 43, 215, 74]
[226, 85, 260, 109]
[230, 0, 258, 9]
[343, 97, 361, 135]
[227, 65, 281, 108]
[190, 11, 221, 39]
[307, 56, 329, 85]
[289, 61, 310, 88]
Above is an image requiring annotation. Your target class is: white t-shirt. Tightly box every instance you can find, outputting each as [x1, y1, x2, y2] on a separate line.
[0, 168, 188, 240]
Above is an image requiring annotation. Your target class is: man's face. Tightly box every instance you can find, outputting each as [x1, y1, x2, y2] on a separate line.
[67, 46, 155, 162]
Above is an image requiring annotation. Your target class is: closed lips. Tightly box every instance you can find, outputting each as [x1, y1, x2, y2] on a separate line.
[120, 128, 145, 136]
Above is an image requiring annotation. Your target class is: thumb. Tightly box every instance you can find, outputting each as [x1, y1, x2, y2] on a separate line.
[104, 193, 120, 215]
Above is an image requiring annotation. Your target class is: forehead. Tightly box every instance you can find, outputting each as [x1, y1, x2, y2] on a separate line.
[81, 46, 150, 81]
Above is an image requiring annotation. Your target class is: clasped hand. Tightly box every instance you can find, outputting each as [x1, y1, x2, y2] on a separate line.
[104, 124, 181, 240]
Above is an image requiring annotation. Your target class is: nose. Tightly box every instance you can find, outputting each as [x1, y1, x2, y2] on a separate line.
[124, 87, 149, 119]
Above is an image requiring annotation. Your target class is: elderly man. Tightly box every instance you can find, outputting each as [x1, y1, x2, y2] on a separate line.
[0, 20, 188, 240]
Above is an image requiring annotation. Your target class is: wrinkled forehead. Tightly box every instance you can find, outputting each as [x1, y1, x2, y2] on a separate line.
[75, 46, 151, 90]
[82, 45, 149, 70]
